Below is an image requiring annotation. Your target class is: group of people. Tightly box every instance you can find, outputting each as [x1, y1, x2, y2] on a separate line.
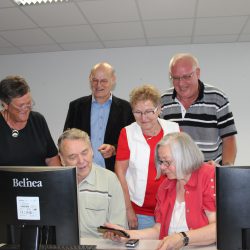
[0, 53, 237, 249]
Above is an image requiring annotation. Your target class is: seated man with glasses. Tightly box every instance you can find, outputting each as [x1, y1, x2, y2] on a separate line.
[0, 75, 60, 166]
[115, 84, 179, 230]
[161, 53, 237, 166]
[64, 62, 134, 172]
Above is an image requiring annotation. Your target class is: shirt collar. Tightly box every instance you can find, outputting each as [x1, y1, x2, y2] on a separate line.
[92, 93, 113, 104]
[172, 79, 204, 101]
[78, 164, 96, 187]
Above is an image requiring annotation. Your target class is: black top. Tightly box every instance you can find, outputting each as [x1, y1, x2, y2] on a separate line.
[64, 95, 135, 172]
[0, 111, 58, 166]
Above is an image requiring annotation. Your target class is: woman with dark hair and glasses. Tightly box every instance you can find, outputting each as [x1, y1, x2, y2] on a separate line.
[0, 75, 60, 166]
[103, 132, 216, 250]
[115, 84, 179, 230]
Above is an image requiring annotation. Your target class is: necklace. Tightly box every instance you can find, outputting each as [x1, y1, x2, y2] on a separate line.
[145, 135, 154, 140]
[1, 110, 20, 138]
[11, 129, 19, 138]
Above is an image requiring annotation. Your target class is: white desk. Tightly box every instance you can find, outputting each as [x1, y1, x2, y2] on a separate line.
[83, 238, 217, 250]
[0, 239, 217, 250]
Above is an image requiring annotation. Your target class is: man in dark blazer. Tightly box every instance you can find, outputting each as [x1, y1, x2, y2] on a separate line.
[64, 62, 134, 172]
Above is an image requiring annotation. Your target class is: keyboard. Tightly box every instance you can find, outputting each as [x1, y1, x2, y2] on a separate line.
[0, 244, 96, 250]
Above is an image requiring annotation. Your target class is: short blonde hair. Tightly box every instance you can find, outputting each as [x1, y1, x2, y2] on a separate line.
[129, 84, 161, 108]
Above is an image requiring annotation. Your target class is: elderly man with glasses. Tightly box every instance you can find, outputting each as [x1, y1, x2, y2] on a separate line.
[64, 62, 134, 172]
[161, 53, 237, 166]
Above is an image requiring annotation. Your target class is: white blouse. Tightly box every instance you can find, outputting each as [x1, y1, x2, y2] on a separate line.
[168, 200, 189, 236]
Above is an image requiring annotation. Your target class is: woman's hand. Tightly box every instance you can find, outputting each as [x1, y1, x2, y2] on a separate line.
[126, 206, 138, 229]
[102, 223, 129, 242]
[156, 233, 183, 250]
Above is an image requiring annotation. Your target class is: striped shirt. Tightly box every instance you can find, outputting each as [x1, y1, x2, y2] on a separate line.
[78, 163, 127, 238]
[161, 80, 237, 163]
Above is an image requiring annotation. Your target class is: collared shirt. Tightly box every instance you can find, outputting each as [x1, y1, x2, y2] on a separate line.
[155, 163, 216, 239]
[161, 80, 237, 164]
[90, 95, 112, 167]
[78, 163, 127, 238]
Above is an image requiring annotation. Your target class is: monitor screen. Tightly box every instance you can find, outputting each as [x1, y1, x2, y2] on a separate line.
[216, 166, 250, 250]
[0, 166, 79, 246]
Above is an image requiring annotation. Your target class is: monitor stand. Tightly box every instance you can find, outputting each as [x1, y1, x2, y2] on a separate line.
[20, 225, 39, 250]
[242, 228, 250, 249]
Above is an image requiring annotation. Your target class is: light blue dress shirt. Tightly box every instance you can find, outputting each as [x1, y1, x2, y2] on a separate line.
[90, 95, 112, 168]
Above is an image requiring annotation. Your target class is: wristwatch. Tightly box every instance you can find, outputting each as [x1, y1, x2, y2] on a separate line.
[180, 231, 189, 246]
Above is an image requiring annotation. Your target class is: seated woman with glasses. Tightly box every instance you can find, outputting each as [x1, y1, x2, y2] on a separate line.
[0, 75, 60, 166]
[103, 132, 216, 250]
[115, 84, 179, 230]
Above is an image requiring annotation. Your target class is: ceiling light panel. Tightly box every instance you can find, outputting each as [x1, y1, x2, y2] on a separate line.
[14, 0, 69, 6]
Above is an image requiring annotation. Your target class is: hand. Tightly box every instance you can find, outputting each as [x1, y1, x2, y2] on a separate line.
[156, 233, 183, 250]
[102, 223, 129, 242]
[126, 206, 138, 229]
[207, 160, 220, 167]
[98, 144, 116, 159]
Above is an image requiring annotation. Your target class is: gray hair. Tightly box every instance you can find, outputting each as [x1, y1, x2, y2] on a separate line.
[0, 75, 30, 104]
[58, 128, 91, 153]
[169, 53, 199, 73]
[155, 132, 204, 179]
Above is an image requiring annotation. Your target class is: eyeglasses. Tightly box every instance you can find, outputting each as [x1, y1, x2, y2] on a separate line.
[10, 100, 35, 111]
[170, 70, 196, 83]
[133, 107, 158, 118]
[91, 78, 109, 85]
[157, 159, 173, 167]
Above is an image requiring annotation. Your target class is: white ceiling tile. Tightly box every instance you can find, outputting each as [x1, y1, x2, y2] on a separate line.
[144, 19, 193, 38]
[242, 19, 250, 34]
[148, 37, 192, 45]
[193, 35, 238, 44]
[21, 2, 87, 27]
[195, 16, 248, 36]
[0, 36, 13, 47]
[44, 25, 99, 42]
[0, 29, 55, 46]
[61, 41, 104, 50]
[197, 0, 250, 17]
[0, 47, 23, 55]
[78, 0, 139, 23]
[0, 8, 36, 30]
[20, 44, 63, 53]
[137, 0, 197, 20]
[103, 39, 146, 48]
[93, 22, 144, 40]
[0, 0, 16, 7]
[238, 34, 250, 42]
[0, 0, 249, 55]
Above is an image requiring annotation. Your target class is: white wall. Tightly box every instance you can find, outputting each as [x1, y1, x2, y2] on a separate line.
[0, 42, 249, 165]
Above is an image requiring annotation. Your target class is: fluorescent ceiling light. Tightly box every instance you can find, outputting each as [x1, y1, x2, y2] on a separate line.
[14, 0, 69, 5]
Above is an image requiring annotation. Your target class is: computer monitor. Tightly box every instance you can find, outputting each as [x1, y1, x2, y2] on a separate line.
[0, 166, 79, 247]
[216, 166, 250, 250]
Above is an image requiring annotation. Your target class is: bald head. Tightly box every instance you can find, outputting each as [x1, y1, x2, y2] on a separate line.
[169, 53, 199, 73]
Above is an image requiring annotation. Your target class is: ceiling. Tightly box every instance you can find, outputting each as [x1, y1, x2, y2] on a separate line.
[0, 0, 250, 55]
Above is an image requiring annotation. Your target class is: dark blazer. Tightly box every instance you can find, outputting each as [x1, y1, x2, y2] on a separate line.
[64, 95, 135, 172]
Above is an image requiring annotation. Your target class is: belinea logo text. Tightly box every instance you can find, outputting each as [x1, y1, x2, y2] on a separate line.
[13, 178, 42, 187]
